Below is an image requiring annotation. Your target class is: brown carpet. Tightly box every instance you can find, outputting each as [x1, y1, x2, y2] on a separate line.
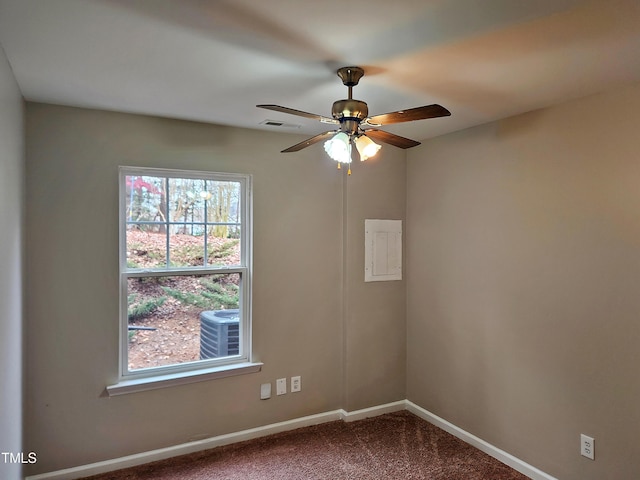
[82, 411, 529, 479]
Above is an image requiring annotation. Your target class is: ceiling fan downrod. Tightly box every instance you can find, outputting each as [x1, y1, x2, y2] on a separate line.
[336, 66, 364, 97]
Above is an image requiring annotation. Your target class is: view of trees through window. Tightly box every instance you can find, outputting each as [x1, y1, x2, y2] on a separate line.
[123, 173, 246, 372]
[125, 175, 241, 268]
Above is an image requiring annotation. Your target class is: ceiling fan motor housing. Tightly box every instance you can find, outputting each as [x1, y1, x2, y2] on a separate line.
[332, 99, 368, 134]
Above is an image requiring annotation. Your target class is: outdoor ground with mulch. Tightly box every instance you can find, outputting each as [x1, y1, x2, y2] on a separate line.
[126, 230, 240, 371]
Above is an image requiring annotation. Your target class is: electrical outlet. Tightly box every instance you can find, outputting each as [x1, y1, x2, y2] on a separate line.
[291, 376, 301, 392]
[581, 434, 595, 460]
[276, 378, 287, 395]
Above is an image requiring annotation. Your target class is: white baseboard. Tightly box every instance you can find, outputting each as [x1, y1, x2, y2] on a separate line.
[405, 401, 558, 480]
[25, 410, 344, 480]
[27, 400, 556, 480]
[339, 399, 407, 422]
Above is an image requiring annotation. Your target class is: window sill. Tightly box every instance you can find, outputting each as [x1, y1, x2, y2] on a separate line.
[106, 362, 263, 396]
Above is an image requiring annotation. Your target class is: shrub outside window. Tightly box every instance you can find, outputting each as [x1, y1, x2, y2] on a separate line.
[119, 167, 252, 380]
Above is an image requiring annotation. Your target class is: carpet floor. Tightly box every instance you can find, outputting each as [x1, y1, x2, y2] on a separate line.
[81, 411, 530, 479]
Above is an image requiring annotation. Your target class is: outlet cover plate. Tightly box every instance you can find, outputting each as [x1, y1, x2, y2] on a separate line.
[291, 376, 301, 392]
[260, 383, 271, 400]
[581, 434, 595, 460]
[276, 378, 287, 395]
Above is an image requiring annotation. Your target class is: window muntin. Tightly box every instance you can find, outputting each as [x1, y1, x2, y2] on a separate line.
[120, 167, 251, 380]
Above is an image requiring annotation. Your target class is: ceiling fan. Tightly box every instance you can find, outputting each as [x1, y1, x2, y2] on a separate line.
[257, 66, 450, 172]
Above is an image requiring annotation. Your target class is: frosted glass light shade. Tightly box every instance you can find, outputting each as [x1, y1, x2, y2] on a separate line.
[324, 132, 352, 163]
[355, 135, 381, 161]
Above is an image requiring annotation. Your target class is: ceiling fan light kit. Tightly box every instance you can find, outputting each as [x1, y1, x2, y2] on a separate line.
[257, 66, 451, 174]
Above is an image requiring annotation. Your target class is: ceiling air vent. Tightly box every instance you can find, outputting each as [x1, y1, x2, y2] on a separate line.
[260, 119, 301, 129]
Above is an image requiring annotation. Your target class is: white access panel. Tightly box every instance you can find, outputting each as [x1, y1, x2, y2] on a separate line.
[365, 219, 402, 282]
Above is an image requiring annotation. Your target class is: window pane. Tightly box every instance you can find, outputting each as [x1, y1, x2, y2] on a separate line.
[167, 177, 205, 224]
[127, 273, 241, 371]
[203, 181, 241, 226]
[125, 175, 166, 225]
[126, 227, 167, 269]
[168, 232, 205, 268]
[207, 232, 241, 267]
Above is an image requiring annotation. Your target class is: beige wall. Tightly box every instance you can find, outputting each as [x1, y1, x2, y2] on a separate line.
[24, 103, 406, 475]
[407, 82, 640, 480]
[0, 45, 24, 480]
[343, 154, 407, 411]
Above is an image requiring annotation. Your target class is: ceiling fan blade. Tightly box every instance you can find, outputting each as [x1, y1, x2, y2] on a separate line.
[364, 129, 421, 149]
[366, 104, 450, 126]
[257, 104, 339, 125]
[281, 131, 337, 152]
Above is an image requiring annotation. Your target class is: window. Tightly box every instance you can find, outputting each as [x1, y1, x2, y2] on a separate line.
[117, 167, 254, 387]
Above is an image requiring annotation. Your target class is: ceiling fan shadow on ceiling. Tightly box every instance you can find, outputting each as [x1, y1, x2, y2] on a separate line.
[257, 66, 450, 174]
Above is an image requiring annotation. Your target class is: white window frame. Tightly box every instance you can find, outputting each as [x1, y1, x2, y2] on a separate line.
[108, 166, 259, 395]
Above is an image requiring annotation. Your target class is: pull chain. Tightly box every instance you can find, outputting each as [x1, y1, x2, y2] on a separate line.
[336, 162, 351, 175]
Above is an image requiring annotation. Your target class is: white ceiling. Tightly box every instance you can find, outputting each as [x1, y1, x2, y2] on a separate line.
[1, 0, 640, 146]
